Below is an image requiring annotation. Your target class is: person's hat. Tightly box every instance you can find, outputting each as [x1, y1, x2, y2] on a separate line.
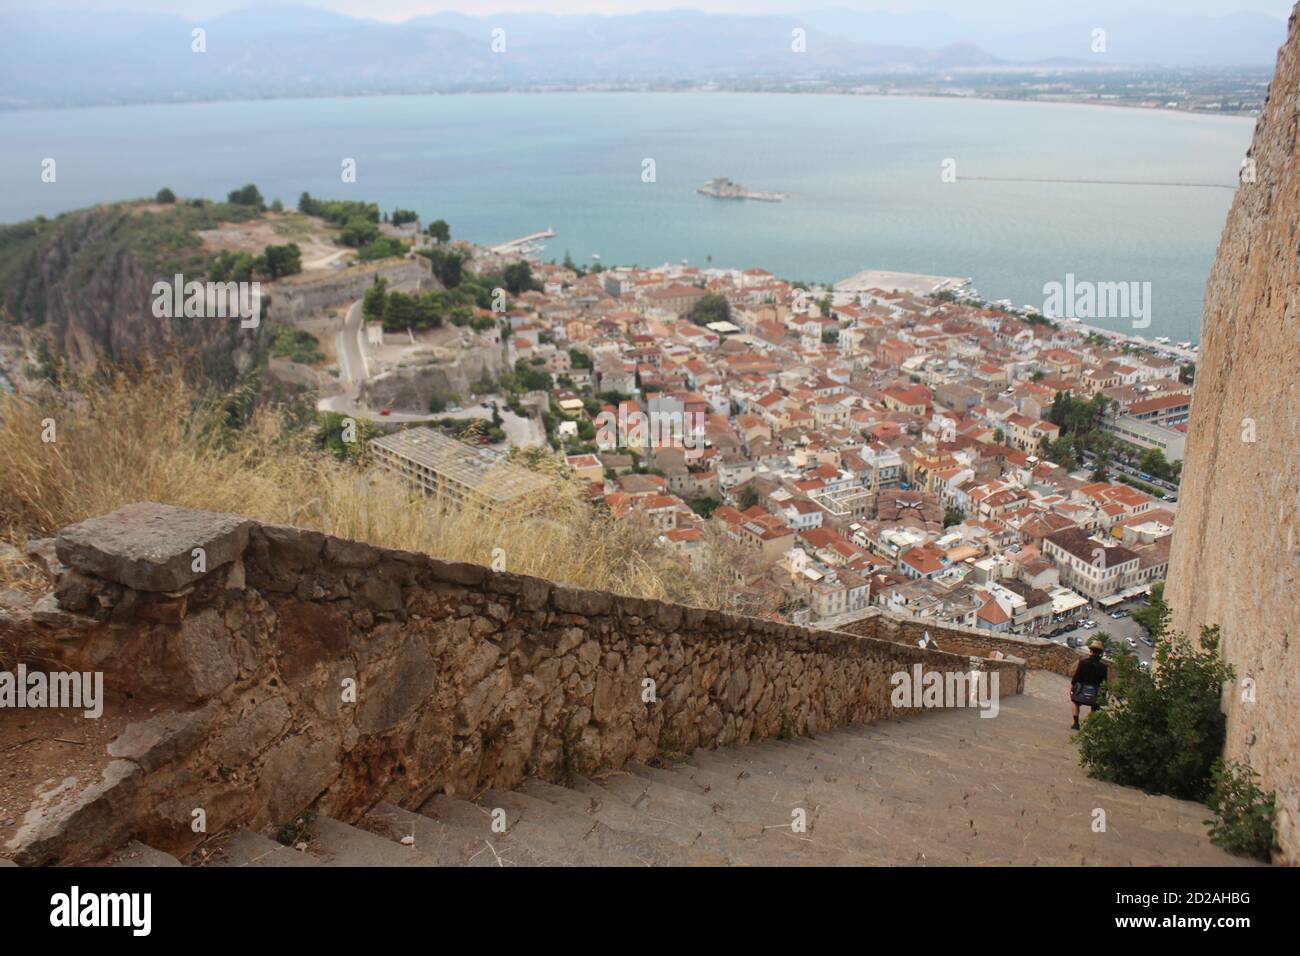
[1087, 639, 1105, 651]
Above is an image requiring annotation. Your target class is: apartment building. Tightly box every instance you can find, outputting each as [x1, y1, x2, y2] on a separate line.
[1041, 527, 1140, 600]
[370, 427, 552, 518]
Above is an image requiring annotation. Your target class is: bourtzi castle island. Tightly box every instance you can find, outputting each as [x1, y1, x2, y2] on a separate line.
[0, 5, 1295, 884]
[697, 176, 789, 202]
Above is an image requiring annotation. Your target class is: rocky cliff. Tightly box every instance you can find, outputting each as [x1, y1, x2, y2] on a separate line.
[1166, 8, 1300, 865]
[0, 202, 264, 385]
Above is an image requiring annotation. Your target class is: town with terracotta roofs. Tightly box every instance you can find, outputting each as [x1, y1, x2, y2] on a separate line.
[400, 246, 1193, 647]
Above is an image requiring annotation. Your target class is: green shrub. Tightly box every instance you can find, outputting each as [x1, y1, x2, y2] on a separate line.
[266, 326, 325, 365]
[262, 242, 302, 278]
[1206, 759, 1275, 861]
[1076, 625, 1232, 801]
[227, 183, 265, 208]
[355, 236, 406, 262]
[428, 389, 458, 414]
[340, 215, 380, 248]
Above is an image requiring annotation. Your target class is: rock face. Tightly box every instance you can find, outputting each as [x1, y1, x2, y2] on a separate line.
[1165, 11, 1300, 865]
[1, 205, 258, 384]
[7, 502, 1022, 864]
[359, 347, 506, 410]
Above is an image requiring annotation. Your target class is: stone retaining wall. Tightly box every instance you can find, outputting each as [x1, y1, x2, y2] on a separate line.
[837, 609, 1088, 679]
[8, 503, 1023, 864]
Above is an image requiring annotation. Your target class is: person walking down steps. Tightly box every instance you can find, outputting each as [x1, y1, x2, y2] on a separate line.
[1070, 638, 1109, 731]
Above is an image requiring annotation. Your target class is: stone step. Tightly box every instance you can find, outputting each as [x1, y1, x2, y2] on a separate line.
[107, 841, 183, 867]
[361, 801, 517, 867]
[680, 709, 1240, 865]
[735, 738, 1225, 862]
[595, 762, 877, 865]
[659, 755, 1004, 864]
[415, 794, 549, 867]
[488, 785, 733, 868]
[106, 667, 1247, 868]
[209, 829, 322, 868]
[519, 775, 707, 848]
[472, 787, 671, 866]
[648, 752, 965, 864]
[309, 815, 441, 867]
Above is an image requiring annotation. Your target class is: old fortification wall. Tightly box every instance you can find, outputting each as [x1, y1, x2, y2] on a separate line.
[272, 256, 431, 323]
[1165, 10, 1300, 865]
[838, 610, 1088, 678]
[7, 503, 1021, 864]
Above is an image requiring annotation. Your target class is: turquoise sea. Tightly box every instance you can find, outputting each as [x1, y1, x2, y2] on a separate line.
[0, 92, 1254, 344]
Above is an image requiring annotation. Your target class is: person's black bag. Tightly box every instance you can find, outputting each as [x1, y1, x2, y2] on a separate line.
[1071, 682, 1101, 706]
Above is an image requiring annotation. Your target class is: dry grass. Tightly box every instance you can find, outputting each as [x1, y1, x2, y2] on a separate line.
[0, 368, 755, 613]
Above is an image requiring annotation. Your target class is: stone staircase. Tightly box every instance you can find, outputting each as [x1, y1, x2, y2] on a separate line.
[108, 673, 1251, 867]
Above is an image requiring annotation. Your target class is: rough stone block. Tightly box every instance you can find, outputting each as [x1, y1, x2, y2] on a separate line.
[254, 733, 341, 828]
[552, 585, 613, 616]
[323, 535, 380, 569]
[173, 608, 241, 700]
[56, 503, 252, 592]
[108, 704, 215, 772]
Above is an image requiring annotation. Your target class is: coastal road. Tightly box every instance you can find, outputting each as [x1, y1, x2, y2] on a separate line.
[335, 298, 368, 384]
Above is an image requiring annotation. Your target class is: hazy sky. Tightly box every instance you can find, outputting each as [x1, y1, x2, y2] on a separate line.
[2, 0, 1293, 21]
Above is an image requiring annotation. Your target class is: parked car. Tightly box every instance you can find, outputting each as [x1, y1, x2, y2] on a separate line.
[1110, 610, 1129, 619]
[379, 407, 392, 417]
[1066, 637, 1081, 648]
[1126, 637, 1138, 648]
[1082, 620, 1097, 629]
[1140, 636, 1156, 647]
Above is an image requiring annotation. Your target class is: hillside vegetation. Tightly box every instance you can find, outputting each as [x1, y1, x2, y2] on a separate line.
[0, 367, 751, 616]
[0, 199, 266, 327]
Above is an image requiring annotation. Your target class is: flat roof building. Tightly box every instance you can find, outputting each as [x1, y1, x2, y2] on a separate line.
[370, 426, 552, 518]
[1101, 415, 1187, 461]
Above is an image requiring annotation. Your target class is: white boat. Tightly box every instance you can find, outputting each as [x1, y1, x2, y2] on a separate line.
[1177, 341, 1192, 349]
[1155, 336, 1170, 344]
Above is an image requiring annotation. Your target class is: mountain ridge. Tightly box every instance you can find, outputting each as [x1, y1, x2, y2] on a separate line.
[0, 3, 1286, 109]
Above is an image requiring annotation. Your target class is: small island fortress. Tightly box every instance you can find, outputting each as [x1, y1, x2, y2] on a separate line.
[697, 176, 789, 202]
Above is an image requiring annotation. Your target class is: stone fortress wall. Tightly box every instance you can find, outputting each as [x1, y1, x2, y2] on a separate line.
[1165, 9, 1300, 865]
[272, 256, 431, 323]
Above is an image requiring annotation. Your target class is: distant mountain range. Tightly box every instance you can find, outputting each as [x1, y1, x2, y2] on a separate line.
[0, 3, 1287, 109]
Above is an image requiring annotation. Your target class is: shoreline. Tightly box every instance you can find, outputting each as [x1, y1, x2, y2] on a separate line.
[0, 87, 1263, 123]
[947, 286, 1200, 358]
